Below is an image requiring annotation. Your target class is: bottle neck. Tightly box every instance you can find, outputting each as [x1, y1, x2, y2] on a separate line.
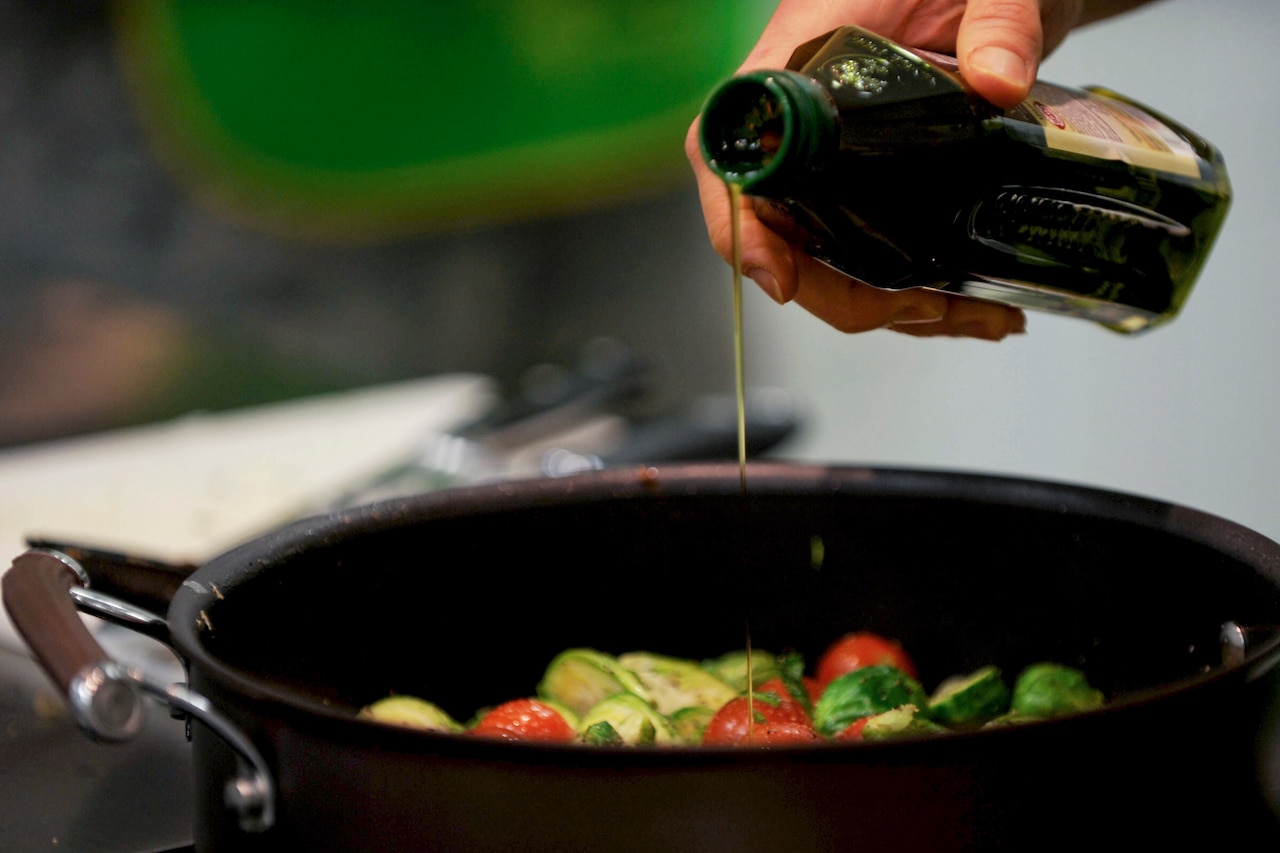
[698, 70, 838, 197]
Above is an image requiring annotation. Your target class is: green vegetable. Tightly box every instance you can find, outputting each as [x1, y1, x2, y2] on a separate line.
[536, 648, 653, 717]
[775, 650, 814, 716]
[617, 651, 739, 716]
[357, 696, 463, 733]
[577, 692, 680, 746]
[668, 706, 716, 745]
[812, 664, 930, 737]
[701, 648, 782, 692]
[927, 665, 1011, 729]
[1011, 663, 1105, 718]
[861, 704, 950, 741]
[580, 720, 625, 747]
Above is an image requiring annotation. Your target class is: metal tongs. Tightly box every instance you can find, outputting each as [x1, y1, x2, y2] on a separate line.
[314, 337, 802, 510]
[315, 337, 652, 508]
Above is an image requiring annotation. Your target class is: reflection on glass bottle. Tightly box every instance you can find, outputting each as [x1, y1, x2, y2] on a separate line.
[698, 26, 1231, 333]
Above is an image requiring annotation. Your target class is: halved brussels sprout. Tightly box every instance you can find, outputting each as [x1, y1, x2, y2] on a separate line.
[577, 692, 680, 746]
[927, 665, 1011, 729]
[700, 648, 782, 692]
[668, 705, 717, 745]
[861, 704, 950, 741]
[812, 664, 930, 737]
[358, 696, 463, 733]
[536, 648, 652, 717]
[618, 651, 739, 715]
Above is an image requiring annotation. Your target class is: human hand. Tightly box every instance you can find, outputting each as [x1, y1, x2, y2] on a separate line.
[686, 0, 1119, 340]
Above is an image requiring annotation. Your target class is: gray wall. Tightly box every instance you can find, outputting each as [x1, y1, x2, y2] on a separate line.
[748, 0, 1280, 542]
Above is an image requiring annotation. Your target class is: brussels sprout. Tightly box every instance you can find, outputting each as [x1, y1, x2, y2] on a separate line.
[774, 650, 814, 716]
[668, 705, 717, 745]
[618, 651, 739, 715]
[812, 664, 930, 737]
[358, 696, 463, 733]
[861, 704, 950, 741]
[577, 692, 680, 746]
[1011, 663, 1105, 718]
[536, 648, 653, 717]
[580, 720, 625, 747]
[927, 665, 1012, 729]
[701, 649, 782, 692]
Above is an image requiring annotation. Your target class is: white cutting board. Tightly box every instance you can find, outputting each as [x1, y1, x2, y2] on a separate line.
[0, 374, 496, 653]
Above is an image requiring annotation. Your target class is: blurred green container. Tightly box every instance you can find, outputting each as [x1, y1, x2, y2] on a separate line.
[113, 0, 771, 239]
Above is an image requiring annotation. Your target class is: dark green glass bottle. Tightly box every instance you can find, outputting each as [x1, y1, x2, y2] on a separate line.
[698, 26, 1231, 333]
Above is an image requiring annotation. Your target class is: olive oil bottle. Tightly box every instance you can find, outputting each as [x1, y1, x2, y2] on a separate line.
[698, 26, 1231, 333]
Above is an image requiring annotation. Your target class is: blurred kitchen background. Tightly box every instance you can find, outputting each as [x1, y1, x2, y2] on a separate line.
[2, 0, 1278, 544]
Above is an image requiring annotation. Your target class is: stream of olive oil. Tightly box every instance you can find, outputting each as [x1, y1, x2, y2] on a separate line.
[727, 181, 756, 742]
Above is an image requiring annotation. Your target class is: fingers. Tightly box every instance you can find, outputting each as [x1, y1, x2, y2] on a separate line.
[956, 0, 1059, 107]
[886, 295, 1028, 341]
[788, 253, 1026, 340]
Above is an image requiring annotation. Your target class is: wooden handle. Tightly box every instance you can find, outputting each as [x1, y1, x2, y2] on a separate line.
[2, 550, 108, 695]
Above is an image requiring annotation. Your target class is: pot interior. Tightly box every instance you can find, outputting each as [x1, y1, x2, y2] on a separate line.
[173, 463, 1280, 724]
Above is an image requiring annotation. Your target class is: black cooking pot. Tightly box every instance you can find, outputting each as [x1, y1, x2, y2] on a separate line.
[7, 462, 1280, 851]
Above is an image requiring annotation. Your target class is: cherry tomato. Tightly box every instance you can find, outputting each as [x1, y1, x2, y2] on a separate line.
[735, 720, 822, 747]
[702, 678, 811, 746]
[814, 632, 918, 691]
[467, 698, 576, 742]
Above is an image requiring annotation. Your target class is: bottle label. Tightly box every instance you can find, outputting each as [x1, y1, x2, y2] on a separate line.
[1007, 82, 1202, 178]
[908, 47, 1202, 178]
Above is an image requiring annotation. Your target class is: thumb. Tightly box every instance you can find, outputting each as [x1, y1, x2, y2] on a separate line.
[955, 0, 1047, 108]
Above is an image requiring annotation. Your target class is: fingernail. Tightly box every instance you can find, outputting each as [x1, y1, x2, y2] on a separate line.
[747, 267, 784, 303]
[969, 46, 1031, 91]
[888, 304, 945, 325]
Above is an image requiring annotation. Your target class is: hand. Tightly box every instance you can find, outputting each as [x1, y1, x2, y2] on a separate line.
[686, 0, 1141, 340]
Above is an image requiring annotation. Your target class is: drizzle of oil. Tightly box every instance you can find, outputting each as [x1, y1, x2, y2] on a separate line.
[727, 179, 755, 743]
[730, 181, 748, 495]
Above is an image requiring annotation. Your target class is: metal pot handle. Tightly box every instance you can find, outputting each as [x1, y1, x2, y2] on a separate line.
[2, 549, 276, 833]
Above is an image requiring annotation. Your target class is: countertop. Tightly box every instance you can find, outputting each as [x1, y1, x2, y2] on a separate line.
[0, 375, 496, 852]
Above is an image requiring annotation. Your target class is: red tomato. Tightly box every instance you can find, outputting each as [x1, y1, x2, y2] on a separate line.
[815, 632, 917, 691]
[467, 698, 576, 742]
[736, 720, 822, 747]
[702, 678, 811, 746]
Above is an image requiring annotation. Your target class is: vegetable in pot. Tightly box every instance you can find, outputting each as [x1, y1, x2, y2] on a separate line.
[359, 633, 1107, 748]
[578, 692, 681, 746]
[702, 677, 815, 746]
[467, 698, 577, 742]
[927, 665, 1012, 729]
[536, 648, 653, 717]
[701, 648, 783, 692]
[1010, 662, 1106, 719]
[358, 695, 463, 733]
[860, 705, 950, 741]
[812, 664, 930, 738]
[617, 651, 739, 715]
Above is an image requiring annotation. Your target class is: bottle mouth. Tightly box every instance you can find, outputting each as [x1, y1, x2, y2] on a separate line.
[698, 71, 833, 195]
[699, 76, 790, 184]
